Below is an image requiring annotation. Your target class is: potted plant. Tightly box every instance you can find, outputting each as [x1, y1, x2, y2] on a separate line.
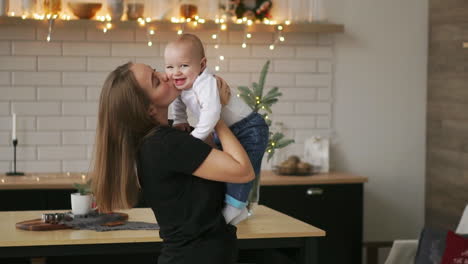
[71, 179, 93, 215]
[237, 60, 295, 210]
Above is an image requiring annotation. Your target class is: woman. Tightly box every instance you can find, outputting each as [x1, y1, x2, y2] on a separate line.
[91, 62, 254, 264]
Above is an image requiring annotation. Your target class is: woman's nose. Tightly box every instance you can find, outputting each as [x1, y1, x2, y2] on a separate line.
[155, 72, 168, 82]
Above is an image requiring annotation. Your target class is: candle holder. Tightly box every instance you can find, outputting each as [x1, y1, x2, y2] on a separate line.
[6, 139, 24, 176]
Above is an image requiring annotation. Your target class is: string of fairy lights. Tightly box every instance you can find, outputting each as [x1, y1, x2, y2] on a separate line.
[7, 9, 290, 72]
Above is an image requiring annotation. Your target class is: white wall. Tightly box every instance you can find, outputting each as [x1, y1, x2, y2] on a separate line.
[0, 0, 429, 245]
[327, 0, 428, 241]
[0, 22, 334, 173]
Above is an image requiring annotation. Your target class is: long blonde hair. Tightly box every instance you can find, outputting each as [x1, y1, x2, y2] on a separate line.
[92, 62, 157, 212]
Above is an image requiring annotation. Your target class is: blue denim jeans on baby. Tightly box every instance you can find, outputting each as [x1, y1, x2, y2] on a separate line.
[214, 112, 269, 209]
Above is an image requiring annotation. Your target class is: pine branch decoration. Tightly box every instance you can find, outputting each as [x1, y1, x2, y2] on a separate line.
[237, 60, 295, 161]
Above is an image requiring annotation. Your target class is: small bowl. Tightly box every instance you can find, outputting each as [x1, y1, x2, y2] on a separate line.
[68, 2, 102, 19]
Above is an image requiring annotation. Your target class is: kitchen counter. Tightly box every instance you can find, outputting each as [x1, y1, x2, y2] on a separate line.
[260, 170, 367, 185]
[0, 171, 367, 190]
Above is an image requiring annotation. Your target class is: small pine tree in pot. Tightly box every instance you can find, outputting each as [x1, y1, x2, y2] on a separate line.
[237, 60, 295, 207]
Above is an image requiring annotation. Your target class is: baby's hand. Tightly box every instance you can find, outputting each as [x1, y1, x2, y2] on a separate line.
[174, 123, 191, 132]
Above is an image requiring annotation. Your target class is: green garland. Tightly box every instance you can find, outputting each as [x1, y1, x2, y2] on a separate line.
[237, 60, 295, 161]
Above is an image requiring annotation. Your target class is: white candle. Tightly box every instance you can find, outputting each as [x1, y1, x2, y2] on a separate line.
[12, 113, 16, 141]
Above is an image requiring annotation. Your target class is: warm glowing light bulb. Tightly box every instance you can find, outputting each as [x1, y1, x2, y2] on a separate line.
[269, 44, 275, 50]
[149, 29, 155, 35]
[247, 20, 253, 26]
[215, 66, 220, 71]
[211, 34, 217, 39]
[242, 17, 247, 22]
[146, 17, 151, 22]
[103, 28, 108, 33]
[177, 29, 183, 35]
[46, 36, 51, 42]
[219, 55, 224, 61]
[221, 24, 227, 30]
[285, 20, 291, 25]
[148, 41, 153, 46]
[241, 43, 247, 48]
[277, 25, 283, 31]
[279, 36, 285, 42]
[106, 23, 112, 29]
[236, 19, 242, 24]
[246, 33, 252, 38]
[214, 44, 219, 49]
[195, 15, 199, 20]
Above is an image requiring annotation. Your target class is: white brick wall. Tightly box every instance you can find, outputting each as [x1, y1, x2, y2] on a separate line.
[0, 23, 335, 172]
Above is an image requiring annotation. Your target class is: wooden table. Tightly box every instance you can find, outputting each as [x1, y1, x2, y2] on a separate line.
[0, 205, 325, 264]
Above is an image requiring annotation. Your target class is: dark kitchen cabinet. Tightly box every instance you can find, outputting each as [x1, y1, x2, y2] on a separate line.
[0, 189, 75, 211]
[259, 183, 363, 264]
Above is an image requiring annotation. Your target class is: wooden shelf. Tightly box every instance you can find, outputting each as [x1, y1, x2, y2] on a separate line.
[0, 16, 344, 33]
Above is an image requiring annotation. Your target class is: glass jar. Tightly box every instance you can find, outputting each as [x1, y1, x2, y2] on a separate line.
[179, 0, 198, 19]
[43, 0, 61, 15]
[126, 0, 144, 20]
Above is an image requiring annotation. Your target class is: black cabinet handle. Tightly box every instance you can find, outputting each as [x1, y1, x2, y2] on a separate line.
[306, 188, 324, 196]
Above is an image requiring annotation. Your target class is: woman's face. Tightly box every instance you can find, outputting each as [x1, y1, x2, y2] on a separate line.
[130, 63, 181, 108]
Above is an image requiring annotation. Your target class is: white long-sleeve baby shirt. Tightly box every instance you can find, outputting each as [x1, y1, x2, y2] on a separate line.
[171, 68, 251, 140]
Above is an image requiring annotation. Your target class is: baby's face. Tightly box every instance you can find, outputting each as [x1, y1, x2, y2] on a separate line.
[164, 44, 203, 90]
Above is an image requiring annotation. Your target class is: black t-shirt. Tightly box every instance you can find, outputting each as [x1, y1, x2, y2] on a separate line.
[137, 127, 237, 264]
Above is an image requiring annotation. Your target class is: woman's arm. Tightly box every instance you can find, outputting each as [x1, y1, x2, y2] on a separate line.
[193, 120, 255, 183]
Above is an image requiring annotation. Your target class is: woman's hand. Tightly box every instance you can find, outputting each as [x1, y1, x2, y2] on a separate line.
[193, 120, 254, 183]
[215, 76, 231, 105]
[174, 123, 191, 132]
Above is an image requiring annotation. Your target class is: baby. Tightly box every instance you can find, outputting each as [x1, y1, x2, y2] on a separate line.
[165, 34, 269, 225]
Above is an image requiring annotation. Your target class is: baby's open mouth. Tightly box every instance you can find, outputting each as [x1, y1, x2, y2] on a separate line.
[174, 78, 186, 87]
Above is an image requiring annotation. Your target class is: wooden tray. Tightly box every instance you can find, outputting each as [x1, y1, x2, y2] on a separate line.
[16, 212, 129, 231]
[16, 219, 72, 231]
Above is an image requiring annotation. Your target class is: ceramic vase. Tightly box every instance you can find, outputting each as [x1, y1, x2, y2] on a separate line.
[107, 0, 123, 20]
[0, 0, 9, 16]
